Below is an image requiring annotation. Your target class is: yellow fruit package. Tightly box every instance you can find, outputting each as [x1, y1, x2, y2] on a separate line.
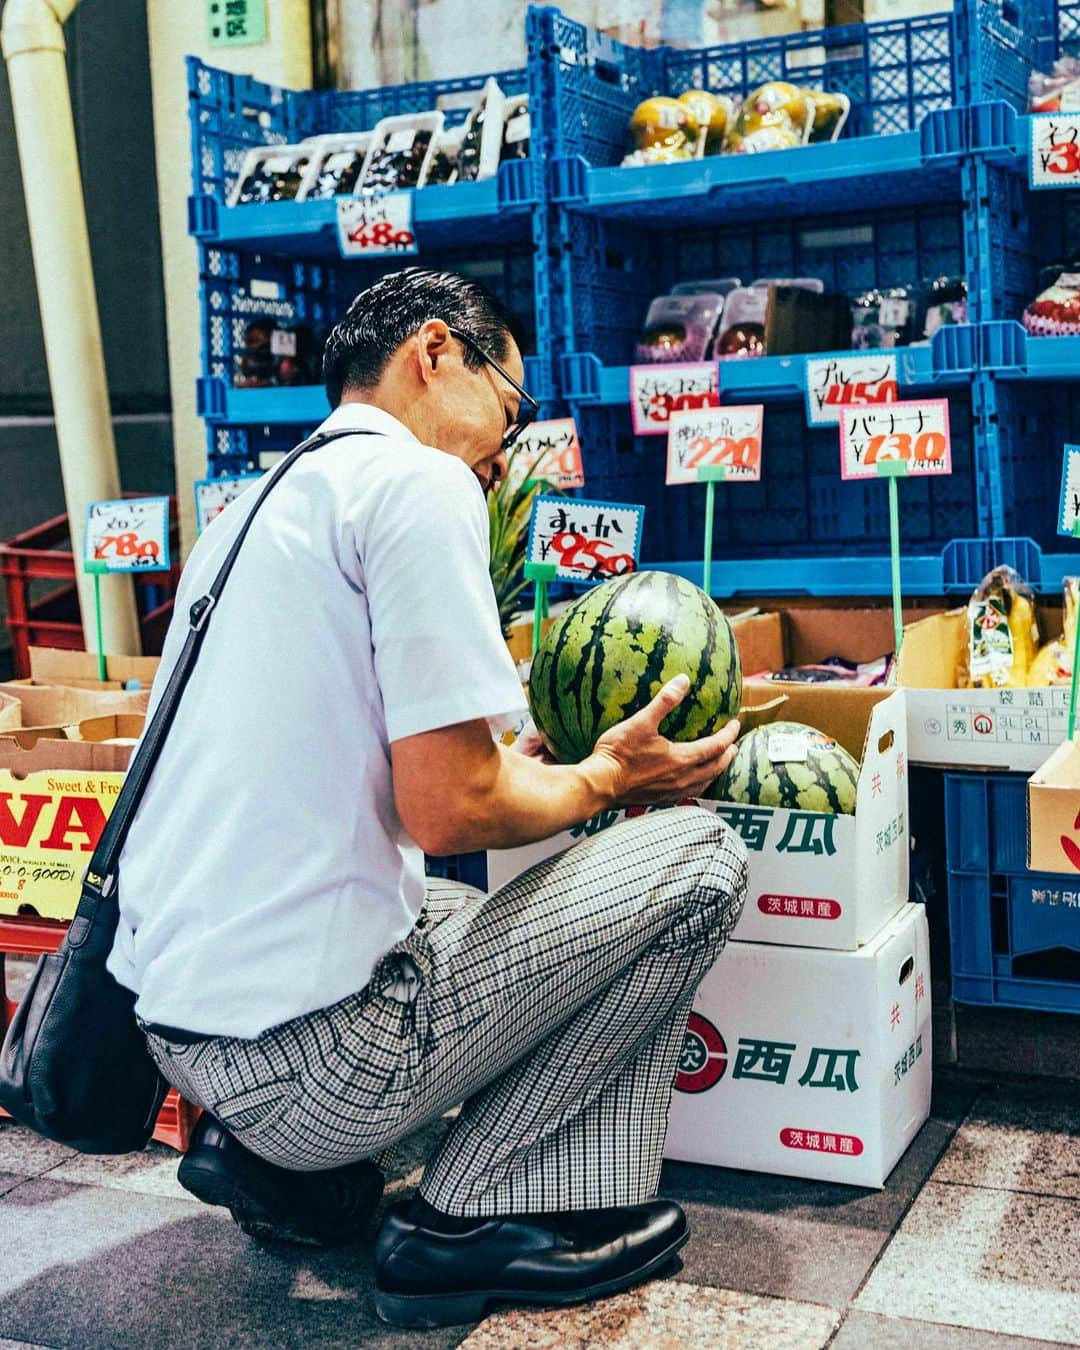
[958, 565, 1039, 688]
[1028, 575, 1079, 686]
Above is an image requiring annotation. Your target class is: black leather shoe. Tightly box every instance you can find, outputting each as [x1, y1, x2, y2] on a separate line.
[177, 1115, 384, 1247]
[373, 1199, 688, 1328]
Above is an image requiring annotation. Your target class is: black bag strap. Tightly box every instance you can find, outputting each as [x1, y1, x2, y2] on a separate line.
[83, 427, 374, 899]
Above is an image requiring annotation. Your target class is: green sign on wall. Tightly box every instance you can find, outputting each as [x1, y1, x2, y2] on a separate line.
[208, 0, 268, 47]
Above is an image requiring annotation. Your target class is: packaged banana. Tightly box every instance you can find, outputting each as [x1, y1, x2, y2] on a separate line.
[958, 565, 1040, 689]
[1028, 575, 1079, 685]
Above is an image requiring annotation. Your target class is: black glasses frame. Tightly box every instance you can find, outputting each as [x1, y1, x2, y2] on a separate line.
[447, 326, 540, 449]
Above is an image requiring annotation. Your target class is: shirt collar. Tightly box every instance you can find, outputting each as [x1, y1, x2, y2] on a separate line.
[319, 400, 419, 443]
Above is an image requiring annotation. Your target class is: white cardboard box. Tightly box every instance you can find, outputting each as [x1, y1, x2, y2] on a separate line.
[487, 688, 909, 951]
[665, 903, 932, 1188]
[897, 609, 1068, 772]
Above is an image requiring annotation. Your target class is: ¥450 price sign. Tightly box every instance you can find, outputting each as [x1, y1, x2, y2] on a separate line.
[839, 400, 952, 480]
[85, 497, 171, 571]
[527, 495, 644, 585]
[805, 353, 899, 426]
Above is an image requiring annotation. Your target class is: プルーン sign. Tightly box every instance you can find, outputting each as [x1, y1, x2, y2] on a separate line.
[506, 419, 585, 490]
[839, 399, 952, 480]
[1030, 112, 1080, 189]
[1058, 445, 1080, 536]
[527, 496, 644, 585]
[337, 192, 418, 258]
[666, 405, 764, 485]
[84, 497, 170, 571]
[805, 353, 899, 426]
[630, 362, 719, 437]
[195, 475, 259, 533]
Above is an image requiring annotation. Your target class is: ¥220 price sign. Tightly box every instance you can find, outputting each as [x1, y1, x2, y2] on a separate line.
[666, 405, 763, 485]
[337, 192, 419, 257]
[85, 497, 171, 572]
[527, 495, 644, 585]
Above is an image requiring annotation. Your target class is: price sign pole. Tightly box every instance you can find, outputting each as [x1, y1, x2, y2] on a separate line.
[84, 557, 109, 682]
[84, 496, 171, 680]
[698, 464, 726, 598]
[1056, 445, 1080, 735]
[524, 562, 557, 658]
[840, 399, 953, 657]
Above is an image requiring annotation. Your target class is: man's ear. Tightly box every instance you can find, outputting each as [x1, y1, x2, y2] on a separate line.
[416, 320, 453, 387]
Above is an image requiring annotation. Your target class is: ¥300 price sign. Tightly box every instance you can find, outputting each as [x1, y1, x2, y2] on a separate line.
[506, 418, 585, 490]
[337, 192, 419, 257]
[1031, 112, 1080, 189]
[666, 404, 764, 485]
[85, 497, 170, 571]
[527, 495, 644, 585]
[839, 399, 952, 480]
[805, 353, 899, 426]
[630, 362, 719, 437]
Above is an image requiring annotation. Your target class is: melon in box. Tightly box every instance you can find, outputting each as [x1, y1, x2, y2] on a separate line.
[665, 902, 932, 1188]
[489, 684, 909, 952]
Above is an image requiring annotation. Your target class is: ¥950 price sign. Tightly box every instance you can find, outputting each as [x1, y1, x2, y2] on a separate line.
[337, 192, 418, 257]
[85, 497, 170, 571]
[527, 495, 644, 585]
[666, 404, 763, 485]
[839, 400, 952, 480]
[1030, 113, 1080, 189]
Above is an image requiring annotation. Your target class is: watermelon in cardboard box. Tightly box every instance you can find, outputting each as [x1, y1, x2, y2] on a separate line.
[665, 902, 931, 1187]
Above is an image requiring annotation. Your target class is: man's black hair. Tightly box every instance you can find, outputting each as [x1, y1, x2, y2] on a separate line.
[322, 267, 524, 408]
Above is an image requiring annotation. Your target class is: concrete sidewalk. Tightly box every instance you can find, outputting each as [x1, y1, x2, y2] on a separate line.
[0, 1073, 1076, 1349]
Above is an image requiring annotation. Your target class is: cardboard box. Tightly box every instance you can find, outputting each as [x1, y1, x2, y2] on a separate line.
[665, 903, 932, 1188]
[487, 683, 909, 951]
[0, 734, 131, 920]
[28, 646, 159, 691]
[0, 681, 149, 733]
[0, 692, 19, 734]
[1028, 739, 1080, 874]
[897, 608, 1068, 772]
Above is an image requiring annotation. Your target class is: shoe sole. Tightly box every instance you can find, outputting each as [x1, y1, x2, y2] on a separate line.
[177, 1155, 345, 1248]
[373, 1226, 690, 1329]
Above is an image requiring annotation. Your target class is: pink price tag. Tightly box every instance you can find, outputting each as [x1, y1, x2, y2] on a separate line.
[506, 418, 585, 490]
[839, 399, 952, 481]
[666, 405, 764, 485]
[630, 362, 719, 437]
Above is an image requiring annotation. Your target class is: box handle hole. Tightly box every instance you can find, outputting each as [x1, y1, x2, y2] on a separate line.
[898, 955, 914, 986]
[878, 729, 895, 755]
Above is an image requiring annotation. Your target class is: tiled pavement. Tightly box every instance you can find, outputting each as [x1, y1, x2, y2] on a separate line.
[0, 1074, 1076, 1349]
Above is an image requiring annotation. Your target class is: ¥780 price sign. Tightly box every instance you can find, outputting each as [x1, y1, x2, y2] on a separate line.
[527, 496, 644, 585]
[85, 497, 171, 571]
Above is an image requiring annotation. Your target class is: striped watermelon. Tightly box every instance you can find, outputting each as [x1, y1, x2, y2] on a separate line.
[529, 571, 741, 764]
[711, 721, 859, 814]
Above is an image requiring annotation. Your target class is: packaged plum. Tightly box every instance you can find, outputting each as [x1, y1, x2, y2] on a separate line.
[711, 286, 769, 359]
[671, 277, 743, 298]
[634, 293, 724, 364]
[457, 78, 507, 183]
[359, 112, 444, 193]
[501, 95, 531, 163]
[229, 144, 313, 207]
[297, 133, 372, 200]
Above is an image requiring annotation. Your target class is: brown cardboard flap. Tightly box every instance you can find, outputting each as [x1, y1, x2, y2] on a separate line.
[736, 694, 788, 732]
[1027, 739, 1080, 873]
[28, 647, 159, 689]
[0, 681, 149, 731]
[742, 683, 893, 761]
[0, 692, 19, 733]
[731, 611, 785, 679]
[68, 714, 145, 744]
[0, 735, 133, 775]
[898, 604, 1065, 691]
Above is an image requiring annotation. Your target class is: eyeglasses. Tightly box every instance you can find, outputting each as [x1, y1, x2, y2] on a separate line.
[447, 326, 540, 450]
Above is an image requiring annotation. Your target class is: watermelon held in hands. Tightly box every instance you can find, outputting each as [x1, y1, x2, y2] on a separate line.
[528, 571, 742, 764]
[710, 720, 859, 814]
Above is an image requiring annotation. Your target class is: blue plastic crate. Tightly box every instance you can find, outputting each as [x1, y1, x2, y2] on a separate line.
[944, 770, 1080, 1013]
[424, 852, 488, 890]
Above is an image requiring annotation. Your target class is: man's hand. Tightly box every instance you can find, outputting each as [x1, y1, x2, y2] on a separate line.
[511, 719, 558, 764]
[585, 674, 740, 806]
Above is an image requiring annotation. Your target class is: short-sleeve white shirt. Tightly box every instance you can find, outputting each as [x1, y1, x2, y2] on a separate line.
[107, 403, 528, 1038]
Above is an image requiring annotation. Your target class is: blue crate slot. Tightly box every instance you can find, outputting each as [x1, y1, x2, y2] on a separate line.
[425, 852, 487, 889]
[656, 553, 956, 597]
[207, 424, 312, 475]
[944, 769, 1080, 1014]
[980, 320, 1080, 377]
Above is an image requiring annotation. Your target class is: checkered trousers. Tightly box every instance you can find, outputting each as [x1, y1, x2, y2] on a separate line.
[146, 808, 747, 1217]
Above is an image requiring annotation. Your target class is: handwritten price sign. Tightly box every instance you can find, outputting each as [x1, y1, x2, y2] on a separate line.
[1058, 445, 1080, 536]
[1030, 113, 1080, 189]
[527, 495, 645, 585]
[666, 405, 764, 485]
[85, 497, 170, 572]
[805, 354, 899, 426]
[194, 475, 259, 534]
[506, 418, 586, 490]
[630, 362, 719, 437]
[337, 191, 418, 257]
[839, 399, 952, 481]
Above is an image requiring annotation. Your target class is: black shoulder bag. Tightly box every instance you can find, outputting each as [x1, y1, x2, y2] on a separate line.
[0, 429, 367, 1153]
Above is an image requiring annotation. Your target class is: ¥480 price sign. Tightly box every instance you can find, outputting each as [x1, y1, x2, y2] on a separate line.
[84, 497, 171, 571]
[337, 192, 419, 258]
[527, 496, 645, 585]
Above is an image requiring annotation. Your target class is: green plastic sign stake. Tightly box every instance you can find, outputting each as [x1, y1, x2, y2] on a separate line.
[84, 557, 109, 683]
[876, 458, 908, 656]
[525, 562, 558, 659]
[697, 464, 726, 596]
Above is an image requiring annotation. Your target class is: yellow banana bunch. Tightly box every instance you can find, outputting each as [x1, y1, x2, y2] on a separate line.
[959, 566, 1039, 689]
[1027, 575, 1079, 686]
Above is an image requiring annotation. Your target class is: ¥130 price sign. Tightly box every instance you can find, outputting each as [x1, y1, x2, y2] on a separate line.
[805, 353, 899, 426]
[629, 362, 719, 437]
[527, 496, 644, 585]
[1030, 112, 1080, 189]
[506, 418, 585, 490]
[195, 475, 260, 533]
[337, 191, 418, 258]
[85, 496, 171, 572]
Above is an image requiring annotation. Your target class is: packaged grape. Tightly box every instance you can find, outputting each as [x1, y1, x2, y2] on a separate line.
[501, 94, 530, 163]
[457, 78, 507, 183]
[723, 83, 812, 155]
[229, 144, 313, 207]
[359, 112, 444, 194]
[805, 90, 850, 144]
[297, 133, 372, 201]
[426, 126, 466, 186]
[634, 292, 724, 364]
